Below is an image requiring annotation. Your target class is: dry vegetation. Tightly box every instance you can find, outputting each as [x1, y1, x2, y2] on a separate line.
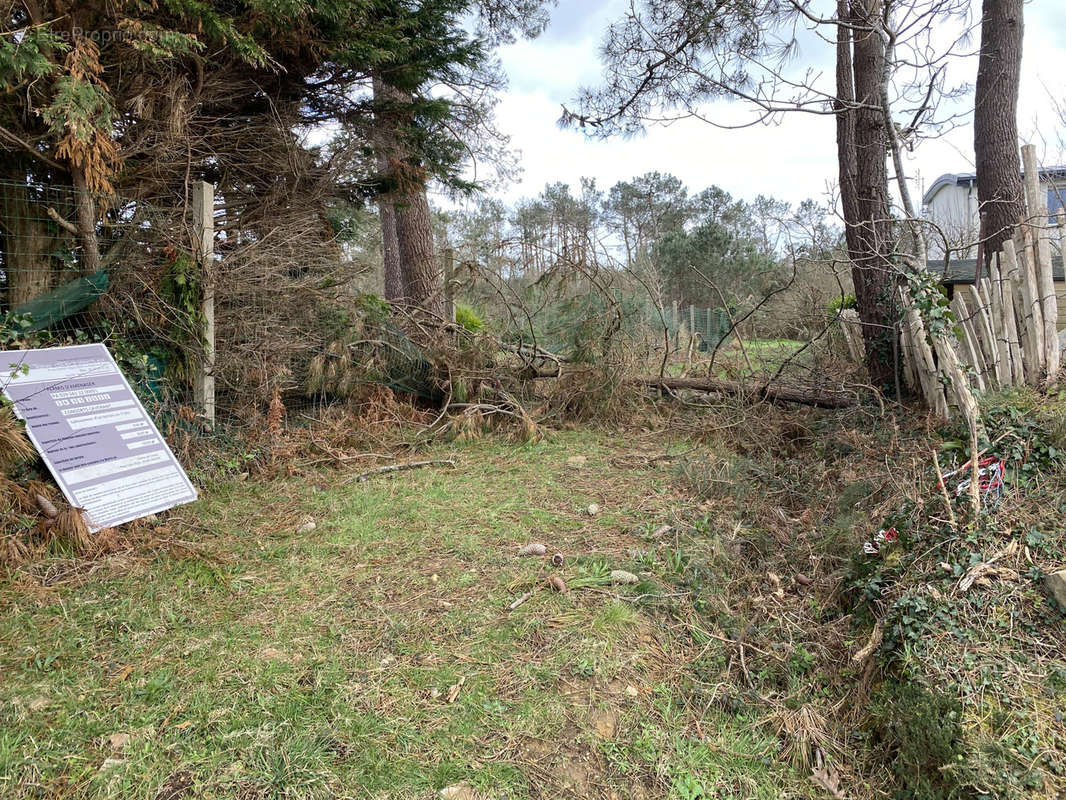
[3, 379, 1066, 799]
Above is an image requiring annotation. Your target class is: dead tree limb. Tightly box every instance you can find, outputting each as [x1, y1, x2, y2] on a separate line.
[633, 376, 855, 409]
[347, 459, 456, 483]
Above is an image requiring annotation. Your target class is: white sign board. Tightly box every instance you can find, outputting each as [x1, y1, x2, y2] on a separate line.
[1, 344, 197, 530]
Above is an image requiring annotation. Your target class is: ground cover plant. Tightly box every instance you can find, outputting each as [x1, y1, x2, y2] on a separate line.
[2, 388, 1066, 799]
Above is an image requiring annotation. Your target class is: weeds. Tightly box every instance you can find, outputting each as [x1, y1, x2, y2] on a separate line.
[3, 387, 1066, 799]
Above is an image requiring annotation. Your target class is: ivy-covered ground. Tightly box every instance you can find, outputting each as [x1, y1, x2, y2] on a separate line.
[2, 392, 1065, 799]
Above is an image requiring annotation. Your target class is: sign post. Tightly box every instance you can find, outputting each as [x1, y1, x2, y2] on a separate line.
[1, 344, 198, 530]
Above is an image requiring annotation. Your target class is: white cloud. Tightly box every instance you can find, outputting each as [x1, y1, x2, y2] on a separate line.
[478, 0, 1066, 212]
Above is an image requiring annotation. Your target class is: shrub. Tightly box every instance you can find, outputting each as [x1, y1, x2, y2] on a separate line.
[826, 293, 856, 318]
[455, 304, 484, 333]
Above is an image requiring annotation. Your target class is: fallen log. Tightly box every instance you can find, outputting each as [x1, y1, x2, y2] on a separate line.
[634, 376, 855, 409]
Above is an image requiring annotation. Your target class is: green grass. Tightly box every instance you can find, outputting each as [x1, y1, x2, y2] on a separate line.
[0, 430, 810, 799]
[664, 338, 810, 380]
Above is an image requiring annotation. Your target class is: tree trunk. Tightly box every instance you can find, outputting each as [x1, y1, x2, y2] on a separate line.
[377, 180, 404, 302]
[0, 180, 54, 308]
[372, 75, 441, 315]
[372, 75, 406, 303]
[71, 164, 102, 275]
[635, 375, 854, 408]
[395, 191, 442, 316]
[974, 0, 1024, 255]
[837, 0, 901, 390]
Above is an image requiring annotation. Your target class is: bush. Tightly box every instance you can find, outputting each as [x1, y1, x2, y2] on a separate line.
[455, 304, 484, 333]
[826, 293, 856, 318]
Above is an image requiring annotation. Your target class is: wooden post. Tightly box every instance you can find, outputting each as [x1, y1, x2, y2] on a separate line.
[1021, 145, 1059, 383]
[964, 284, 999, 388]
[671, 300, 679, 351]
[950, 295, 986, 392]
[900, 288, 948, 418]
[840, 309, 864, 363]
[997, 252, 1024, 385]
[1018, 225, 1046, 382]
[442, 247, 456, 325]
[988, 256, 1014, 386]
[192, 181, 215, 427]
[688, 305, 696, 353]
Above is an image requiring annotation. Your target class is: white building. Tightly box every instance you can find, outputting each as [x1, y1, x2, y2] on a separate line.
[922, 168, 1066, 332]
[922, 168, 1066, 259]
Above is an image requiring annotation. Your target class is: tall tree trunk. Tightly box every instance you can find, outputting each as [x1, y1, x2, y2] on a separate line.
[372, 75, 406, 303]
[71, 164, 102, 275]
[0, 180, 55, 308]
[837, 0, 901, 390]
[371, 75, 441, 315]
[377, 172, 405, 302]
[974, 0, 1024, 255]
[395, 192, 442, 316]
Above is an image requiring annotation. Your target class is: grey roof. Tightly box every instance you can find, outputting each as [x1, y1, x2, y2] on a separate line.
[928, 256, 1065, 285]
[923, 167, 1066, 206]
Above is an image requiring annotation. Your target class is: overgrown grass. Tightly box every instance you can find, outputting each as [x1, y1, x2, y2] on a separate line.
[5, 391, 1066, 800]
[0, 430, 809, 799]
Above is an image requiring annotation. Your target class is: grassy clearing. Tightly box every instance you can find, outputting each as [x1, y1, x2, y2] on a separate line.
[664, 338, 812, 381]
[4, 391, 1066, 800]
[0, 429, 808, 800]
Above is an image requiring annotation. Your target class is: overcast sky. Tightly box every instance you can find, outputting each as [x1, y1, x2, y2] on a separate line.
[472, 0, 1066, 212]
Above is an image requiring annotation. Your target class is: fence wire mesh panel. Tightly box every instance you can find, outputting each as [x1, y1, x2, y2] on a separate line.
[0, 177, 384, 436]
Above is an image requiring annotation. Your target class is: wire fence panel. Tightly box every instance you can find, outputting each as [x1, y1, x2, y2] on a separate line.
[1, 178, 380, 435]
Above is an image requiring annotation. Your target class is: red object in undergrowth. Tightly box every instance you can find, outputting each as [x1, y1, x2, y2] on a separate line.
[863, 527, 898, 556]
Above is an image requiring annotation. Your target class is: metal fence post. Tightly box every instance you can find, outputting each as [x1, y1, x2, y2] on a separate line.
[192, 181, 215, 428]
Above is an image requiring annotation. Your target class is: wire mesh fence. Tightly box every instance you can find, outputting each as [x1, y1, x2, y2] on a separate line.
[0, 177, 383, 438]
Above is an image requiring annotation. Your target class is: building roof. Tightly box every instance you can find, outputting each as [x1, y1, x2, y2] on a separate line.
[928, 256, 1065, 285]
[922, 167, 1066, 207]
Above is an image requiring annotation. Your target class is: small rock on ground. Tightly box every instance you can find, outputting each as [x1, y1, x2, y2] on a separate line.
[1047, 569, 1066, 608]
[439, 783, 477, 800]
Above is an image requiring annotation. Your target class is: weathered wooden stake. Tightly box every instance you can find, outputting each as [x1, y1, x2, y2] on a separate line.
[963, 285, 998, 388]
[192, 180, 215, 428]
[1000, 242, 1027, 384]
[950, 295, 986, 392]
[1018, 225, 1046, 382]
[1021, 145, 1059, 383]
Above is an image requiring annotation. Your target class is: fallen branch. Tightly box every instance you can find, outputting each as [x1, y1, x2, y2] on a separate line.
[507, 590, 534, 610]
[46, 207, 78, 235]
[347, 459, 456, 483]
[633, 376, 855, 409]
